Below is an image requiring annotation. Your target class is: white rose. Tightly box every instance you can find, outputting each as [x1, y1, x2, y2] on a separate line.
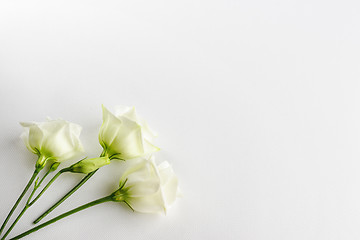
[113, 157, 179, 214]
[20, 119, 84, 169]
[99, 105, 159, 160]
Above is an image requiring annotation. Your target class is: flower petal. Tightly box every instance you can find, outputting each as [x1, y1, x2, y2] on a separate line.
[20, 119, 84, 163]
[118, 157, 179, 214]
[99, 105, 159, 160]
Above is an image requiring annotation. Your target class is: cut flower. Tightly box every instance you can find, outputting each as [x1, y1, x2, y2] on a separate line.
[113, 157, 179, 214]
[99, 105, 159, 160]
[20, 119, 84, 169]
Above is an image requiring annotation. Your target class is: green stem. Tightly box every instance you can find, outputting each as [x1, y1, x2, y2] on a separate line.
[10, 196, 113, 240]
[29, 169, 67, 206]
[27, 167, 52, 205]
[0, 169, 39, 237]
[33, 169, 99, 224]
[1, 168, 68, 239]
[1, 205, 28, 240]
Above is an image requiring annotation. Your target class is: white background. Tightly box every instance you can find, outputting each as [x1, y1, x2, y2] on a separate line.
[1, 0, 360, 239]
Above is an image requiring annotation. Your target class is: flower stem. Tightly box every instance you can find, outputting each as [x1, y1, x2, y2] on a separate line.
[1, 167, 68, 239]
[1, 205, 28, 240]
[9, 195, 113, 240]
[0, 169, 39, 237]
[29, 169, 67, 206]
[27, 167, 52, 205]
[33, 169, 98, 224]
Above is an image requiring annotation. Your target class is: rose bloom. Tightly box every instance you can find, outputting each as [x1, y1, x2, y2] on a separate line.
[20, 119, 84, 169]
[99, 105, 159, 160]
[113, 157, 179, 214]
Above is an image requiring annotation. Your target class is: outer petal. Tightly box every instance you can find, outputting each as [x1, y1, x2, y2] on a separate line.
[107, 118, 144, 159]
[99, 105, 159, 160]
[100, 106, 146, 159]
[69, 122, 83, 148]
[121, 160, 160, 197]
[118, 157, 179, 214]
[117, 106, 158, 141]
[20, 123, 36, 154]
[20, 119, 84, 163]
[113, 105, 133, 118]
[26, 123, 45, 153]
[127, 193, 165, 214]
[157, 161, 179, 208]
[99, 105, 122, 148]
[41, 122, 73, 160]
[143, 140, 160, 155]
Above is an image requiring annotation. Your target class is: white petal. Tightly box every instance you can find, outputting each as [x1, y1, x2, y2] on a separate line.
[110, 120, 143, 157]
[69, 122, 83, 149]
[100, 105, 159, 160]
[41, 124, 70, 157]
[124, 162, 160, 196]
[101, 112, 145, 159]
[19, 124, 36, 153]
[99, 105, 122, 147]
[152, 160, 179, 210]
[122, 107, 158, 141]
[100, 106, 143, 157]
[20, 119, 84, 162]
[27, 124, 45, 152]
[143, 140, 160, 155]
[114, 105, 134, 119]
[160, 172, 178, 207]
[127, 192, 165, 214]
[118, 158, 179, 214]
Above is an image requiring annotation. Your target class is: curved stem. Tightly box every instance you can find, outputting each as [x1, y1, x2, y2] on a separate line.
[0, 169, 39, 237]
[10, 196, 113, 240]
[33, 169, 98, 224]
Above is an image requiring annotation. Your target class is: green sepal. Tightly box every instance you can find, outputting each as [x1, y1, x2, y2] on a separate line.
[111, 178, 129, 202]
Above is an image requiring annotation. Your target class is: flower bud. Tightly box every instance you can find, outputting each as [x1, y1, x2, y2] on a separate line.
[35, 155, 48, 170]
[68, 157, 110, 174]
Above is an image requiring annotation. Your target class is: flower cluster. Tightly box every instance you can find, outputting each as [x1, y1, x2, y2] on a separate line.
[0, 105, 180, 239]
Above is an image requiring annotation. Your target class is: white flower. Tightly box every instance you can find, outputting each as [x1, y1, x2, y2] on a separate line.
[113, 157, 179, 214]
[99, 105, 159, 160]
[20, 119, 84, 169]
